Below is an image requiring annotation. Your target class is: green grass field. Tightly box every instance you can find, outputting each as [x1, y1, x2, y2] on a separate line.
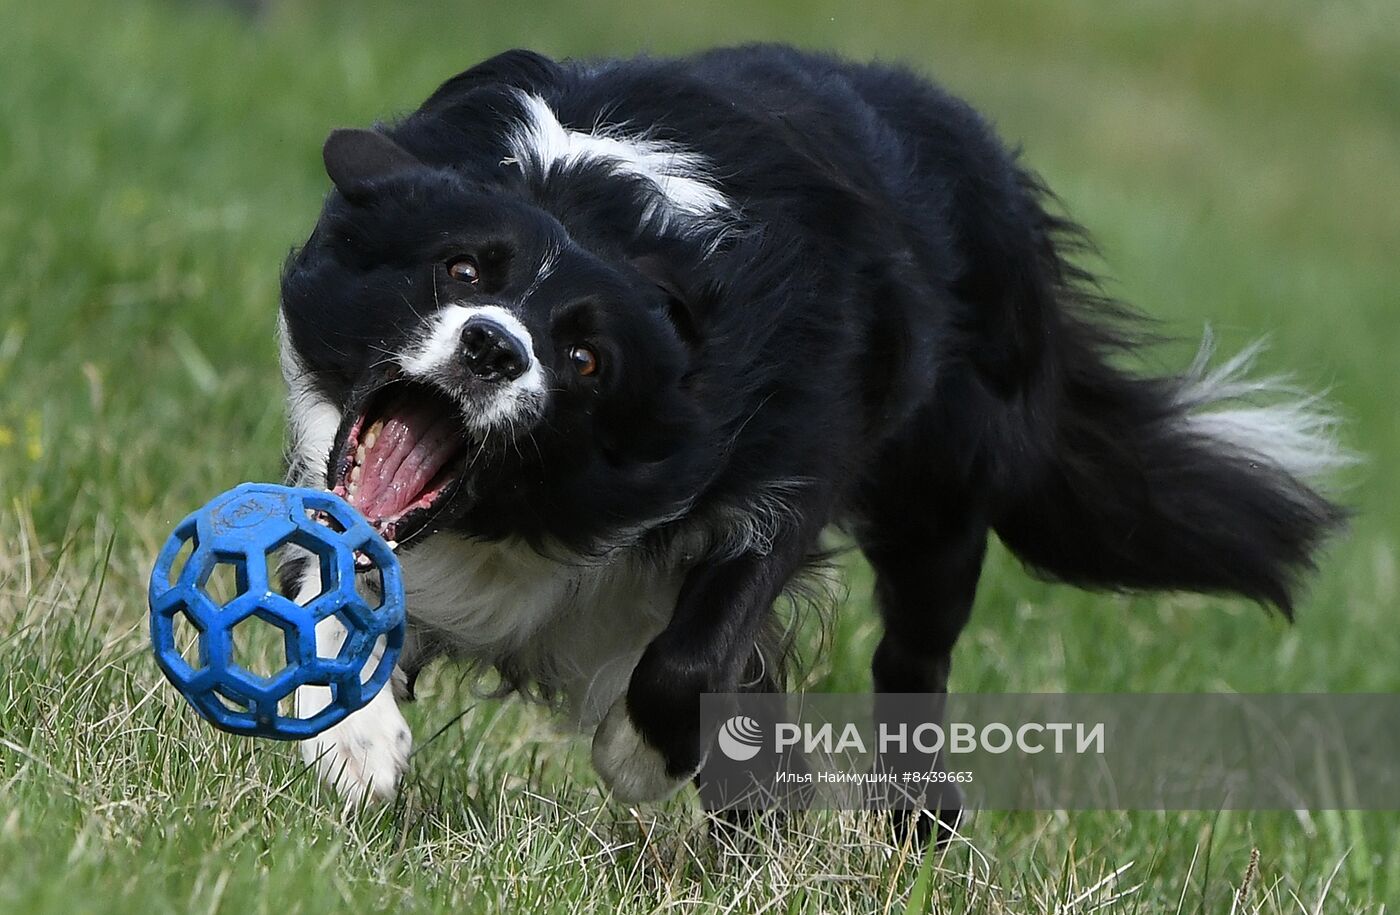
[2, 0, 1398, 911]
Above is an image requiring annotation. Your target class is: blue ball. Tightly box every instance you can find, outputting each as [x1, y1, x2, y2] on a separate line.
[149, 483, 406, 740]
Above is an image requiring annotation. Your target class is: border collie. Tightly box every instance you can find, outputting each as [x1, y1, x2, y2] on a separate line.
[277, 46, 1348, 821]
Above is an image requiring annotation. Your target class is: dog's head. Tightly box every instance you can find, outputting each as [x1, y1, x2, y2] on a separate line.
[280, 127, 713, 552]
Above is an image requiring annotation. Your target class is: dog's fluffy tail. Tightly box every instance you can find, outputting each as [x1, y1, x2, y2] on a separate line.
[984, 187, 1351, 615]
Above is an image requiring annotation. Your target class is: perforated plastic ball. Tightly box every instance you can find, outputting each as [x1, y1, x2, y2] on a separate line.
[148, 483, 406, 740]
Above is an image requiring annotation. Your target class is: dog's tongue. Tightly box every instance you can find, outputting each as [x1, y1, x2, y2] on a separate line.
[350, 396, 461, 522]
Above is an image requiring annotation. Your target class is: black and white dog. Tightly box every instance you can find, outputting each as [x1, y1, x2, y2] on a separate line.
[278, 46, 1347, 811]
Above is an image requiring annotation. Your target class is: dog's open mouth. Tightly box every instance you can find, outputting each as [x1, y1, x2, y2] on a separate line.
[331, 380, 469, 544]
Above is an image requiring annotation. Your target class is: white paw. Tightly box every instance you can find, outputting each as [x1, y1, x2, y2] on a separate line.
[289, 571, 411, 806]
[298, 687, 412, 805]
[590, 697, 697, 803]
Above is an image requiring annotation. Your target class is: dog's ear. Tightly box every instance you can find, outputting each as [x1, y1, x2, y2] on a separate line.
[322, 129, 421, 202]
[421, 49, 564, 109]
[631, 254, 706, 347]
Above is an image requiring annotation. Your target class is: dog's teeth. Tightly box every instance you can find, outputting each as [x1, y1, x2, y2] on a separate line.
[387, 539, 398, 551]
[350, 464, 362, 483]
[356, 444, 366, 464]
[364, 431, 377, 449]
[348, 481, 358, 495]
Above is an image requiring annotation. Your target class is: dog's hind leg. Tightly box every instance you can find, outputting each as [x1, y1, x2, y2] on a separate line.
[854, 418, 987, 844]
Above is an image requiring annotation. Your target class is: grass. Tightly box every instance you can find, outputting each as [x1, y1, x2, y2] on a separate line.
[2, 0, 1398, 911]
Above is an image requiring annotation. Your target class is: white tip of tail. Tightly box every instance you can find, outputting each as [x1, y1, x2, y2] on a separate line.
[1174, 332, 1358, 485]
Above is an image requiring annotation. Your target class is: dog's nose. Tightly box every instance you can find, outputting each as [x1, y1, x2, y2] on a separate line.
[461, 316, 529, 382]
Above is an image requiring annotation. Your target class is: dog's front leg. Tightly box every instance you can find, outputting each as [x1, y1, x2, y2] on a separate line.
[284, 558, 413, 805]
[592, 533, 815, 803]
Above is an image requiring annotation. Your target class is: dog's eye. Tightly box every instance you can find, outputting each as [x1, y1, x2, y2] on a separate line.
[445, 257, 479, 284]
[568, 345, 599, 377]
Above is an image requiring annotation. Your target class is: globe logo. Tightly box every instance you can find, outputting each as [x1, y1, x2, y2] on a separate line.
[211, 492, 282, 531]
[717, 715, 764, 761]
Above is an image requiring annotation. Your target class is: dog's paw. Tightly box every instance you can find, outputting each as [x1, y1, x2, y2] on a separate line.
[591, 697, 698, 803]
[298, 688, 412, 806]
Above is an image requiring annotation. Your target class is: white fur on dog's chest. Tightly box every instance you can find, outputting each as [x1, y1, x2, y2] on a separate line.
[399, 535, 683, 727]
